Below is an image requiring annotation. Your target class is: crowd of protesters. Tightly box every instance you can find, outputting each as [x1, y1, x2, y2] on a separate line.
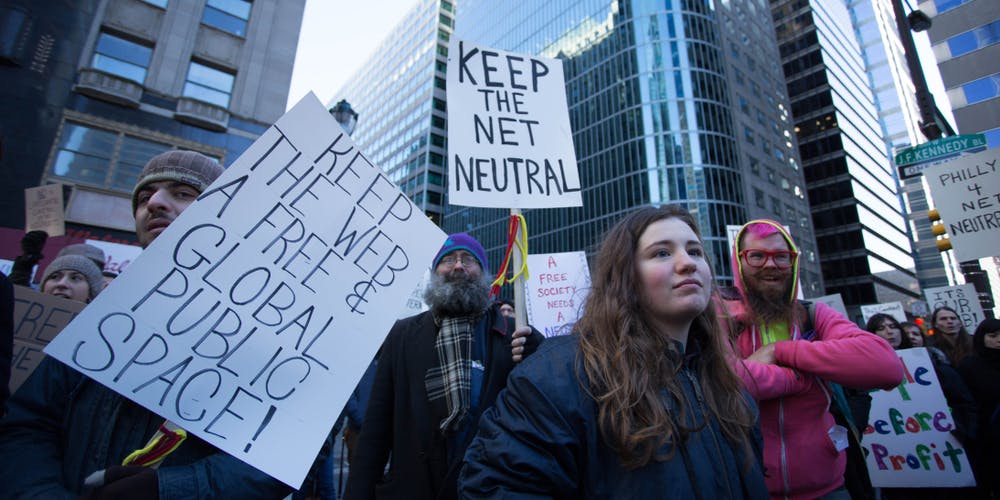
[0, 150, 998, 499]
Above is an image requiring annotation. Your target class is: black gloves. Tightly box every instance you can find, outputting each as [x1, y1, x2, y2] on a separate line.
[82, 466, 159, 500]
[9, 230, 48, 286]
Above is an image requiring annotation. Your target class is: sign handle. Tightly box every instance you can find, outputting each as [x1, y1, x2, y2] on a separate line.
[511, 208, 527, 329]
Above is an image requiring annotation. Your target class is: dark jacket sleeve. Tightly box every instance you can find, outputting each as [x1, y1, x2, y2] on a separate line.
[343, 327, 400, 500]
[460, 339, 582, 498]
[156, 452, 292, 499]
[0, 273, 13, 415]
[935, 361, 978, 445]
[0, 357, 79, 499]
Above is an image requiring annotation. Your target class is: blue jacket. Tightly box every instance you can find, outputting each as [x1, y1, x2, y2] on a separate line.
[460, 335, 769, 499]
[0, 357, 290, 499]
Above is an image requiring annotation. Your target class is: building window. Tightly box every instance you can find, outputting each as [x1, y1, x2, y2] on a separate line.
[50, 122, 172, 191]
[92, 32, 152, 84]
[141, 0, 167, 7]
[934, 0, 971, 14]
[959, 72, 1000, 105]
[183, 61, 235, 108]
[202, 0, 251, 37]
[946, 21, 1000, 59]
[754, 187, 765, 208]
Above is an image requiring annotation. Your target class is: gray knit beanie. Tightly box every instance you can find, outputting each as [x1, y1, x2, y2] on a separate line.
[40, 254, 103, 300]
[57, 243, 106, 269]
[131, 150, 225, 213]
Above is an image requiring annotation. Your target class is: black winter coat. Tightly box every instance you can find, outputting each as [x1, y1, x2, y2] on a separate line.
[343, 305, 541, 500]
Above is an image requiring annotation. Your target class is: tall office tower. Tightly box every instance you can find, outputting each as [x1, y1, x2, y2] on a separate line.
[919, 0, 1000, 145]
[333, 0, 455, 226]
[848, 0, 953, 291]
[0, 0, 304, 243]
[918, 0, 1000, 313]
[437, 0, 822, 289]
[772, 0, 922, 315]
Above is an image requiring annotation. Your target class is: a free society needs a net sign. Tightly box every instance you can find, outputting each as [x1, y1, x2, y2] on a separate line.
[446, 38, 582, 208]
[44, 93, 447, 487]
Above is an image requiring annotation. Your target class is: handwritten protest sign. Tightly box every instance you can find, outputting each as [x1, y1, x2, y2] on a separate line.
[522, 251, 590, 337]
[85, 239, 142, 275]
[923, 147, 999, 262]
[44, 93, 447, 487]
[862, 348, 975, 487]
[923, 283, 984, 332]
[9, 285, 84, 394]
[809, 293, 848, 318]
[860, 302, 906, 325]
[446, 38, 581, 208]
[25, 183, 65, 237]
[397, 269, 429, 319]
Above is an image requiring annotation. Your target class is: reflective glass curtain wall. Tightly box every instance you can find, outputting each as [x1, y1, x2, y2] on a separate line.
[774, 0, 921, 314]
[448, 0, 811, 284]
[335, 0, 452, 225]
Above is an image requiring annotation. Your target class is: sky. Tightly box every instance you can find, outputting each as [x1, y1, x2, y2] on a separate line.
[286, 0, 418, 111]
[287, 1, 954, 125]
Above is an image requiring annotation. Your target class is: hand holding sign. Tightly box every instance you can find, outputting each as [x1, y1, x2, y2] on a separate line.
[44, 94, 446, 487]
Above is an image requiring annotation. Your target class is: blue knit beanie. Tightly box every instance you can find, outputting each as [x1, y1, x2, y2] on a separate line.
[432, 233, 488, 271]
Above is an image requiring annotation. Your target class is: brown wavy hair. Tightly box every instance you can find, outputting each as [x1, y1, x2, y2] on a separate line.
[931, 306, 973, 365]
[575, 205, 756, 469]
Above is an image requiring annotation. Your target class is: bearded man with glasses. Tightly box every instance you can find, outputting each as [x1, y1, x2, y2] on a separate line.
[727, 219, 902, 500]
[345, 232, 543, 500]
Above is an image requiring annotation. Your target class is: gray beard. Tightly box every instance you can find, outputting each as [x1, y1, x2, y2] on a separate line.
[423, 271, 491, 317]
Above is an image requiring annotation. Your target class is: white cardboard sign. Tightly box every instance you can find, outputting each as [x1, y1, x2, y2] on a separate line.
[44, 94, 447, 487]
[922, 147, 999, 262]
[446, 38, 581, 208]
[10, 285, 85, 394]
[923, 283, 985, 333]
[862, 348, 975, 487]
[809, 293, 848, 318]
[522, 251, 590, 337]
[85, 239, 142, 275]
[860, 302, 906, 325]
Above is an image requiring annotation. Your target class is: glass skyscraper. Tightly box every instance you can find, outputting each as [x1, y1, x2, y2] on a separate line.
[847, 0, 953, 291]
[772, 0, 922, 313]
[334, 0, 455, 226]
[443, 0, 822, 288]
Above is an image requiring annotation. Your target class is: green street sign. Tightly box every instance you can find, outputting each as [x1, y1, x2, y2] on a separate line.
[895, 134, 987, 179]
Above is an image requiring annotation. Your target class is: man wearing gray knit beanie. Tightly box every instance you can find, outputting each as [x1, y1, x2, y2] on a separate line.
[132, 150, 225, 247]
[0, 149, 291, 499]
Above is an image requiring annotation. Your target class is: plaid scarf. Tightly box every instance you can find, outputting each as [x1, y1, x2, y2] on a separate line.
[425, 314, 480, 433]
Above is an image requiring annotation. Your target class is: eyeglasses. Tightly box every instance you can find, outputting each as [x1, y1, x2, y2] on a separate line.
[439, 253, 480, 268]
[739, 249, 797, 269]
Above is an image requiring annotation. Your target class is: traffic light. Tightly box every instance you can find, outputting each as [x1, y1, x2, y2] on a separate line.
[928, 209, 952, 252]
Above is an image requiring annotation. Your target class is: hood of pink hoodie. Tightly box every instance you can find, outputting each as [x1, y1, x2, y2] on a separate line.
[731, 219, 801, 308]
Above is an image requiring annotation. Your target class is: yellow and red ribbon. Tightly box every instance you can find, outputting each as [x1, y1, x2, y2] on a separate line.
[122, 422, 188, 468]
[490, 214, 529, 297]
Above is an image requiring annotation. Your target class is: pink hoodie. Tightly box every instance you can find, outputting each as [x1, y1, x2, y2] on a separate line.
[730, 220, 903, 500]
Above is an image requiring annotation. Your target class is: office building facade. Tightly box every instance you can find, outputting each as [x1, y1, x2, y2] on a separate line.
[772, 0, 922, 313]
[847, 0, 955, 292]
[333, 0, 455, 226]
[0, 0, 304, 244]
[920, 0, 1000, 145]
[438, 0, 822, 289]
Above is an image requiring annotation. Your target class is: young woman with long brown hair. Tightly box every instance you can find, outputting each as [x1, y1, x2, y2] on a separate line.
[459, 205, 767, 498]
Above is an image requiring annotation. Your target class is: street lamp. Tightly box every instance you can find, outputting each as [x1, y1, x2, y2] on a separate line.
[329, 99, 359, 136]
